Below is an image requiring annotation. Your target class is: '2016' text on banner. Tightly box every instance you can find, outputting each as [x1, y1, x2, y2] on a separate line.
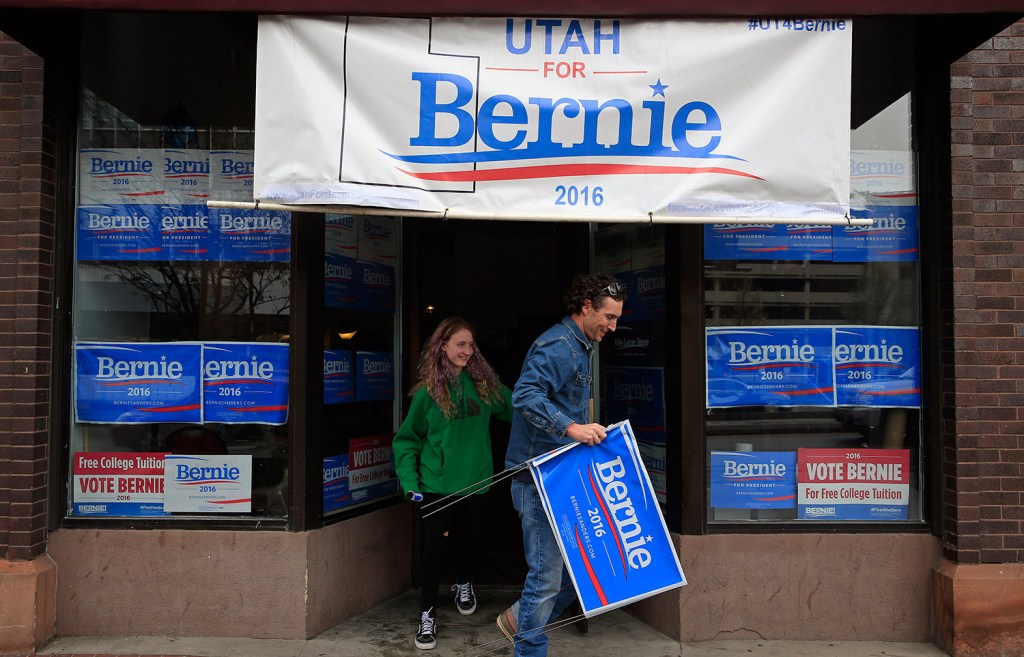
[530, 420, 685, 617]
[255, 17, 852, 221]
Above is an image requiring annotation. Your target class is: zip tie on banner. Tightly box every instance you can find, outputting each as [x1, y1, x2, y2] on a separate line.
[649, 211, 654, 224]
[420, 462, 532, 518]
[846, 213, 852, 226]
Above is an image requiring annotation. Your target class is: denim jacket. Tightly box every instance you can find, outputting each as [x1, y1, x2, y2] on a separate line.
[505, 316, 593, 471]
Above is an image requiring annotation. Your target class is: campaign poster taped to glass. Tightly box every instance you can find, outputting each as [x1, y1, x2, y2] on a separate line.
[72, 452, 169, 517]
[618, 267, 665, 322]
[706, 326, 920, 409]
[203, 343, 289, 425]
[325, 253, 358, 308]
[703, 223, 833, 261]
[347, 436, 399, 505]
[357, 261, 396, 312]
[798, 448, 910, 520]
[834, 327, 920, 408]
[603, 367, 666, 445]
[355, 351, 395, 402]
[710, 451, 797, 510]
[75, 342, 203, 424]
[209, 150, 255, 202]
[706, 327, 835, 408]
[255, 17, 851, 221]
[163, 148, 210, 204]
[77, 204, 164, 261]
[164, 454, 253, 513]
[324, 350, 355, 405]
[833, 206, 919, 262]
[79, 148, 164, 204]
[159, 204, 211, 260]
[323, 454, 351, 512]
[205, 207, 291, 263]
[531, 420, 685, 617]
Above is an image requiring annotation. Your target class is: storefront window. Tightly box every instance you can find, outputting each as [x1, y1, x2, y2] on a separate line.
[322, 214, 402, 516]
[68, 14, 292, 519]
[703, 94, 923, 524]
[595, 224, 668, 504]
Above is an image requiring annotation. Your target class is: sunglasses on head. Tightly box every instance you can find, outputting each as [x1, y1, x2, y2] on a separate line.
[599, 282, 626, 299]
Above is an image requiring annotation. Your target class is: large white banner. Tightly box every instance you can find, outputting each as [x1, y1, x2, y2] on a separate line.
[255, 17, 851, 220]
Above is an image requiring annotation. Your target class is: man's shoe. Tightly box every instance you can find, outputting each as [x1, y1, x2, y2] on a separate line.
[496, 606, 517, 643]
[415, 608, 436, 650]
[451, 581, 477, 615]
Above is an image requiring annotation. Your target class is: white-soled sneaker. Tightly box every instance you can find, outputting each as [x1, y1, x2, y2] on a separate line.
[452, 581, 477, 615]
[415, 608, 436, 650]
[496, 605, 517, 643]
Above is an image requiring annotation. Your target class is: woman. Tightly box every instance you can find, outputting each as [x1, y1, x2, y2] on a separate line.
[392, 317, 513, 651]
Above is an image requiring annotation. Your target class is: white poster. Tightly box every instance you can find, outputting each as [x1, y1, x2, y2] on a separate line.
[255, 17, 852, 221]
[163, 454, 253, 513]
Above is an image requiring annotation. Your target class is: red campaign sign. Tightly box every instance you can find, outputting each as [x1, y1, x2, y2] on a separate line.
[347, 435, 398, 504]
[798, 448, 909, 485]
[74, 452, 166, 476]
[797, 448, 910, 520]
[73, 452, 169, 513]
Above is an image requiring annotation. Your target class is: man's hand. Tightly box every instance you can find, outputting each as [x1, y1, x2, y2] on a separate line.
[566, 422, 607, 447]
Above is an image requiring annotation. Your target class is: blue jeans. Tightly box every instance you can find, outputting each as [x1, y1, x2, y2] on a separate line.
[511, 479, 578, 657]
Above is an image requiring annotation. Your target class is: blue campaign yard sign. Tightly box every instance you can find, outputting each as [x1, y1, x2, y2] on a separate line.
[603, 367, 666, 445]
[530, 420, 685, 617]
[706, 326, 835, 408]
[202, 342, 289, 424]
[703, 223, 832, 261]
[207, 207, 291, 262]
[159, 204, 211, 261]
[355, 351, 394, 402]
[833, 205, 919, 263]
[76, 204, 163, 261]
[834, 326, 920, 408]
[325, 253, 358, 309]
[74, 342, 203, 424]
[323, 350, 354, 405]
[710, 451, 797, 510]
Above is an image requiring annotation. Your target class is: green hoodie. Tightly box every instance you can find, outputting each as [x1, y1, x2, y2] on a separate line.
[393, 371, 512, 496]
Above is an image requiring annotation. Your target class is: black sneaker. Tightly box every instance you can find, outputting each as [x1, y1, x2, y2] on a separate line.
[415, 608, 436, 650]
[451, 581, 477, 615]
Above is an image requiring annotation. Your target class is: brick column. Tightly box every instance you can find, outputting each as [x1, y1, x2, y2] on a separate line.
[0, 30, 57, 654]
[933, 19, 1024, 657]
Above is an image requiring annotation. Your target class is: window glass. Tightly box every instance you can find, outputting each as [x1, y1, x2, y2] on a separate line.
[68, 14, 291, 519]
[703, 94, 923, 524]
[322, 214, 402, 516]
[595, 224, 668, 504]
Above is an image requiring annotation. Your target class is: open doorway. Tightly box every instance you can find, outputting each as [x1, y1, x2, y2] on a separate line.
[401, 218, 590, 584]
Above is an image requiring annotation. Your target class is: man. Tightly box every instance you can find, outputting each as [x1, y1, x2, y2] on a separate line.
[498, 273, 626, 657]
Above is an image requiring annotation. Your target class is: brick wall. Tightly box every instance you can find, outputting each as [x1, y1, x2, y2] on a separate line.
[0, 31, 55, 561]
[945, 20, 1024, 564]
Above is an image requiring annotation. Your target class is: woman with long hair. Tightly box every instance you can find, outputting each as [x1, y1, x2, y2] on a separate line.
[393, 317, 513, 650]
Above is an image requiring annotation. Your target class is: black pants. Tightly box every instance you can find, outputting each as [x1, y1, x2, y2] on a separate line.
[419, 492, 486, 612]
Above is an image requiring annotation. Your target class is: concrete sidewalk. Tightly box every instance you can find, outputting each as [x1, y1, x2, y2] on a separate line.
[39, 587, 949, 657]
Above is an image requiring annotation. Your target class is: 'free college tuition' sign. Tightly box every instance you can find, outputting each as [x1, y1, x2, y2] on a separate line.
[255, 17, 851, 220]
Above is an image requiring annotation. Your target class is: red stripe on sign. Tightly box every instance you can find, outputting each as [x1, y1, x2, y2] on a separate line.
[398, 163, 763, 183]
[574, 524, 608, 606]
